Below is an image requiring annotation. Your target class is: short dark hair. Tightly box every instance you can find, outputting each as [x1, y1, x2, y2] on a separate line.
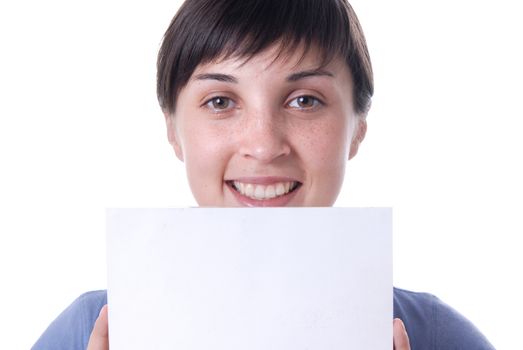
[157, 0, 373, 116]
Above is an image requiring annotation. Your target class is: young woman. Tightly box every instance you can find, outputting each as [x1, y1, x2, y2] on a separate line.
[32, 0, 494, 349]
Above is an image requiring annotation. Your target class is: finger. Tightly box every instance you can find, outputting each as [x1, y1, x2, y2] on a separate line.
[87, 304, 109, 350]
[393, 318, 411, 350]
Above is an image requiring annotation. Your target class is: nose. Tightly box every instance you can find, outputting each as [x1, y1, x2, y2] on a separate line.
[238, 111, 291, 163]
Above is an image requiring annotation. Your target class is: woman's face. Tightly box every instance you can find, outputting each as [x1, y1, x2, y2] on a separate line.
[166, 45, 366, 207]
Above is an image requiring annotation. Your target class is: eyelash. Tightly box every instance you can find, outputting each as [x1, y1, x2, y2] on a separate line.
[203, 96, 236, 113]
[202, 95, 324, 113]
[287, 95, 324, 111]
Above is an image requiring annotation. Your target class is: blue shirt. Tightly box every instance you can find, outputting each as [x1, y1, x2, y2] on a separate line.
[32, 288, 494, 349]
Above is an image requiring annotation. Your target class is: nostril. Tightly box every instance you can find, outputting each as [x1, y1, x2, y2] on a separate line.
[239, 134, 291, 161]
[240, 143, 291, 162]
[238, 116, 291, 162]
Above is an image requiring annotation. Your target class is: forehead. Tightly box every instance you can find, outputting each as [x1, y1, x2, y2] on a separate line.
[191, 43, 347, 79]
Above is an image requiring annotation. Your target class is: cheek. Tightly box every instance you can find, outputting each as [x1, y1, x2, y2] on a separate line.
[180, 123, 232, 199]
[296, 116, 350, 205]
[299, 117, 350, 171]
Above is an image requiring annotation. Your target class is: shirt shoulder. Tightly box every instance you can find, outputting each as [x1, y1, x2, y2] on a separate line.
[393, 287, 495, 350]
[32, 290, 107, 350]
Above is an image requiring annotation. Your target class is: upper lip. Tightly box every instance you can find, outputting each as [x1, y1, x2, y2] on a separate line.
[225, 176, 302, 185]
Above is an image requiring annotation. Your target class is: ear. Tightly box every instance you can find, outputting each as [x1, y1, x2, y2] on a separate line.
[164, 112, 184, 162]
[348, 117, 367, 160]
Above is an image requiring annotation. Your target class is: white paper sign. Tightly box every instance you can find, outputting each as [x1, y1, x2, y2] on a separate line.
[107, 207, 392, 350]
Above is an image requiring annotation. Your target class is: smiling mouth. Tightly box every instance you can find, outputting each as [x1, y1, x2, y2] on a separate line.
[226, 180, 301, 200]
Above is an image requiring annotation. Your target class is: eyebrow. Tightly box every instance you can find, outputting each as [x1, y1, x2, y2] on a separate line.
[193, 69, 334, 84]
[194, 73, 238, 83]
[286, 69, 334, 82]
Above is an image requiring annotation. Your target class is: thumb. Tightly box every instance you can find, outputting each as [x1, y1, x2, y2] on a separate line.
[87, 304, 109, 350]
[393, 318, 410, 350]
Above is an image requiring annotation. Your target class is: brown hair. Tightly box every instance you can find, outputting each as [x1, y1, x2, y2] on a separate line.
[157, 0, 373, 116]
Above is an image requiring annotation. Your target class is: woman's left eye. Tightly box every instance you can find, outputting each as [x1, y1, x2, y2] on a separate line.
[287, 95, 323, 110]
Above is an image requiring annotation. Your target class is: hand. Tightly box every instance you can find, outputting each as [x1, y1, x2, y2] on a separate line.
[85, 305, 408, 350]
[393, 318, 411, 350]
[87, 304, 109, 350]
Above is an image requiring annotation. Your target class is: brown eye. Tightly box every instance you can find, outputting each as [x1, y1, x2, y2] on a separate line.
[298, 96, 313, 107]
[207, 96, 232, 110]
[288, 95, 322, 110]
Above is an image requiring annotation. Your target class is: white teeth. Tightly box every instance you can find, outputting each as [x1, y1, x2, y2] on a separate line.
[231, 181, 298, 200]
[245, 183, 254, 197]
[276, 183, 285, 196]
[254, 186, 265, 199]
[265, 185, 276, 198]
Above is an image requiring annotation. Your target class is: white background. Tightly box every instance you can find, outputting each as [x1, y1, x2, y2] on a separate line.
[0, 0, 521, 349]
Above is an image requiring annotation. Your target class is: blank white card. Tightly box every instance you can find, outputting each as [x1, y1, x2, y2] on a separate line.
[106, 207, 392, 350]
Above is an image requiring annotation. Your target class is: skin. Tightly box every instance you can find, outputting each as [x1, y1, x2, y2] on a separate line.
[166, 45, 366, 207]
[87, 44, 410, 349]
[88, 307, 410, 349]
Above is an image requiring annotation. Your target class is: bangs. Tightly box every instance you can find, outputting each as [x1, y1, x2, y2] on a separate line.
[158, 0, 373, 115]
[197, 0, 350, 66]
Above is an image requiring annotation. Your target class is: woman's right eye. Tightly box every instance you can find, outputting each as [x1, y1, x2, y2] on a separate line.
[204, 96, 236, 112]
